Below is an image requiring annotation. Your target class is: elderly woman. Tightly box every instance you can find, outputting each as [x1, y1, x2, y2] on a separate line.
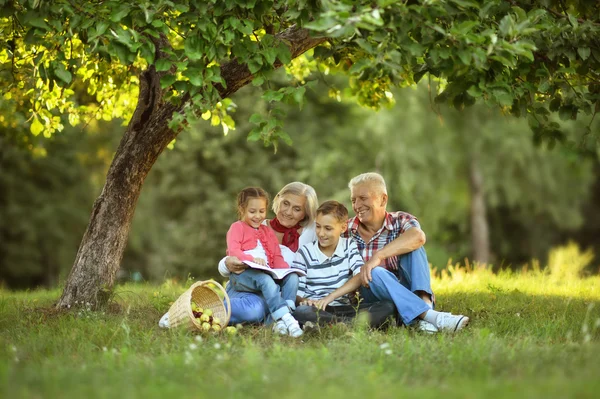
[218, 182, 318, 325]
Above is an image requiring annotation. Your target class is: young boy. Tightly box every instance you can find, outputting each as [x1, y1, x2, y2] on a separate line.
[291, 200, 395, 327]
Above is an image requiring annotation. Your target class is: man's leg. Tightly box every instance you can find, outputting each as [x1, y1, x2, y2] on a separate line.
[229, 270, 290, 320]
[397, 247, 435, 307]
[365, 267, 431, 326]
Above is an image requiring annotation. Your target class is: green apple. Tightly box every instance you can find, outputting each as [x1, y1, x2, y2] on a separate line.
[201, 322, 211, 331]
[211, 324, 222, 332]
[204, 308, 213, 317]
[225, 326, 237, 335]
[200, 314, 210, 323]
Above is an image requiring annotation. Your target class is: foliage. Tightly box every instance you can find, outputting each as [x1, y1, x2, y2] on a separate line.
[1, 0, 599, 148]
[547, 241, 595, 280]
[1, 267, 600, 398]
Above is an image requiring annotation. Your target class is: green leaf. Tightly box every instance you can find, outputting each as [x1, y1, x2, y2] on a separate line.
[247, 126, 262, 141]
[54, 63, 72, 84]
[110, 5, 130, 22]
[30, 116, 44, 136]
[155, 59, 172, 72]
[160, 74, 176, 89]
[249, 113, 263, 124]
[577, 47, 590, 61]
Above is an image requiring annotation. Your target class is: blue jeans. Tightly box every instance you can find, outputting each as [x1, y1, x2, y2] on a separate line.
[227, 271, 298, 324]
[360, 247, 434, 325]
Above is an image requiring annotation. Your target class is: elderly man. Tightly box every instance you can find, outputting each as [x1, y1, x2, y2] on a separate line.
[345, 172, 469, 332]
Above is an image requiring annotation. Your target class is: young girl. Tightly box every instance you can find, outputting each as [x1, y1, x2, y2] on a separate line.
[226, 187, 303, 338]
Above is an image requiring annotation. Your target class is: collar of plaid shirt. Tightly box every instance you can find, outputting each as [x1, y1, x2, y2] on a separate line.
[347, 212, 398, 267]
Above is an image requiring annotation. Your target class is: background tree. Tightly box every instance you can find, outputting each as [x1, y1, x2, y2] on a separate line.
[1, 0, 599, 306]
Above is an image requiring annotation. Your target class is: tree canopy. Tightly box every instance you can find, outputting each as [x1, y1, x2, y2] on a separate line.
[2, 0, 599, 146]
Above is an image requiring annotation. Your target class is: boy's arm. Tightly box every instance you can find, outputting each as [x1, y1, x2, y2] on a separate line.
[292, 249, 308, 305]
[314, 275, 362, 310]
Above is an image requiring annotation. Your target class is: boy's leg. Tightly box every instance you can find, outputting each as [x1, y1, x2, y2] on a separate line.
[279, 273, 299, 311]
[397, 247, 435, 306]
[230, 270, 290, 320]
[292, 305, 344, 326]
[365, 267, 431, 326]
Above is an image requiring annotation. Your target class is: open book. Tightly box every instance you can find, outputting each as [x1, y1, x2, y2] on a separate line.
[243, 260, 307, 280]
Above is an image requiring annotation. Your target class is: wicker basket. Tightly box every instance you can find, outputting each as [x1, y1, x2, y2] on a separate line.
[167, 280, 231, 331]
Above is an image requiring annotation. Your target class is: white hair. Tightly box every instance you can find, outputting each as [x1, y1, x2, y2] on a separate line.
[272, 182, 318, 227]
[348, 172, 388, 195]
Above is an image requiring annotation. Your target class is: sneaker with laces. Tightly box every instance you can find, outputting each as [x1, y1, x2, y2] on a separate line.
[416, 319, 438, 334]
[435, 312, 469, 332]
[281, 313, 303, 338]
[272, 320, 288, 335]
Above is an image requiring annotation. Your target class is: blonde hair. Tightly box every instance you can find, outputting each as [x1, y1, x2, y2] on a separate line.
[237, 187, 269, 219]
[272, 182, 318, 227]
[348, 172, 388, 195]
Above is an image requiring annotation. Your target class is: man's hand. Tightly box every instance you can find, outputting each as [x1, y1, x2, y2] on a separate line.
[360, 256, 383, 287]
[314, 297, 333, 311]
[225, 256, 248, 274]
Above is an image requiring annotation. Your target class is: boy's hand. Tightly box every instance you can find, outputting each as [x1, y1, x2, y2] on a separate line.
[253, 257, 267, 266]
[299, 299, 318, 307]
[361, 257, 381, 287]
[314, 297, 332, 311]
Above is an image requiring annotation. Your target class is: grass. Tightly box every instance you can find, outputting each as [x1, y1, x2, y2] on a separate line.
[1, 265, 599, 399]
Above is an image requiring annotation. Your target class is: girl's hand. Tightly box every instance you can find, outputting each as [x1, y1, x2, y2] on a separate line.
[253, 257, 267, 266]
[314, 297, 332, 311]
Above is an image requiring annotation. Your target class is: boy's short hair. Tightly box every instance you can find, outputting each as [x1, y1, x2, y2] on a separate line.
[316, 200, 348, 223]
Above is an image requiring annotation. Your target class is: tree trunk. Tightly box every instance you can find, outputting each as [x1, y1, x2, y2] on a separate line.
[469, 154, 490, 265]
[57, 26, 326, 309]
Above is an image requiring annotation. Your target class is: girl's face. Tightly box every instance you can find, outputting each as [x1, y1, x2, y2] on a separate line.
[276, 194, 306, 228]
[242, 198, 268, 228]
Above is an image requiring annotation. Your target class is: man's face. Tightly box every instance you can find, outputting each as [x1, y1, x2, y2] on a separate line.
[350, 183, 387, 226]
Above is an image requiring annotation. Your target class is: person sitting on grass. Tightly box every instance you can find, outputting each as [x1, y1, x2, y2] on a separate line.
[226, 187, 303, 338]
[293, 200, 469, 333]
[292, 200, 395, 327]
[345, 172, 469, 332]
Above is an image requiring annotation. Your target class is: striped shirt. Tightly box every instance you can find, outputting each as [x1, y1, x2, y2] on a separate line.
[344, 211, 420, 271]
[293, 237, 363, 306]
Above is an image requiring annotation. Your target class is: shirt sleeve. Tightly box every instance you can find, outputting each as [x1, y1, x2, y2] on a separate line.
[396, 212, 421, 233]
[226, 222, 255, 262]
[293, 249, 308, 298]
[218, 257, 231, 277]
[347, 240, 364, 276]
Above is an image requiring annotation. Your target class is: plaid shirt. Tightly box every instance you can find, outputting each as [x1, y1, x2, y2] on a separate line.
[344, 211, 420, 271]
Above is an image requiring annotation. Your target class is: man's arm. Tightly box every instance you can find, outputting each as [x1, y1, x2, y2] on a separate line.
[360, 227, 426, 287]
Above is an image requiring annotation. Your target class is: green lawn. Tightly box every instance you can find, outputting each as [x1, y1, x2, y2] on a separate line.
[1, 266, 599, 399]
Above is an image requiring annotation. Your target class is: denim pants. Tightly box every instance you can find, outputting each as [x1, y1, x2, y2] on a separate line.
[292, 300, 396, 328]
[361, 247, 434, 326]
[227, 271, 298, 324]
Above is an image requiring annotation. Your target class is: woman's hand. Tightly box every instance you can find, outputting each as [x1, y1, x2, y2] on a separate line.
[225, 256, 248, 274]
[314, 296, 333, 311]
[253, 257, 267, 266]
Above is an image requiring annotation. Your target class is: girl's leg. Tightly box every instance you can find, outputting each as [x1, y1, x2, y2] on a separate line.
[279, 273, 299, 311]
[229, 269, 290, 320]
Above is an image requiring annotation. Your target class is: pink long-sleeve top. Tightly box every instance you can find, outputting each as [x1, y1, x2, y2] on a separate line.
[226, 221, 289, 269]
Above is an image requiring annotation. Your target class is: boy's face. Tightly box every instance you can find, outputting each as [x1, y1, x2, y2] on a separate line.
[315, 213, 347, 253]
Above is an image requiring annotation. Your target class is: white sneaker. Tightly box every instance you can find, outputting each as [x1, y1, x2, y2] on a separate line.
[416, 320, 438, 334]
[158, 312, 170, 329]
[281, 313, 303, 338]
[272, 320, 288, 335]
[435, 312, 469, 332]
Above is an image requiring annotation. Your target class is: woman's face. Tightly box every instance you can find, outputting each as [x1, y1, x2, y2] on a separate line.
[276, 194, 306, 228]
